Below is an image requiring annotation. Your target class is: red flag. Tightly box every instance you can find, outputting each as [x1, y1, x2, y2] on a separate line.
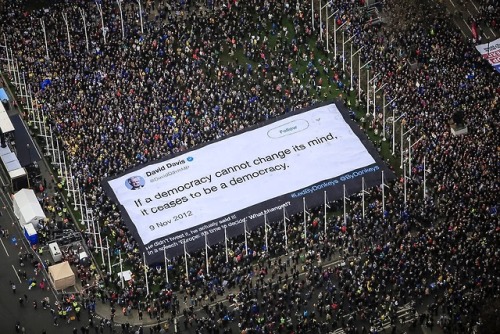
[471, 21, 478, 41]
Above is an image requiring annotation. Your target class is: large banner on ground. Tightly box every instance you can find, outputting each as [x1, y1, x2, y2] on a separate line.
[475, 38, 500, 73]
[103, 102, 394, 264]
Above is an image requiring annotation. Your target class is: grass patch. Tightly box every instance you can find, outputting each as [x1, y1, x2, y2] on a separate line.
[216, 13, 400, 175]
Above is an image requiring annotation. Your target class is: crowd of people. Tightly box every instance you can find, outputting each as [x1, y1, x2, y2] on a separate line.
[0, 0, 498, 333]
[476, 0, 498, 30]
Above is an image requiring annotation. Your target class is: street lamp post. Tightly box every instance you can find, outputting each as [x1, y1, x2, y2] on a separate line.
[205, 233, 210, 277]
[403, 162, 407, 207]
[319, 0, 324, 41]
[343, 184, 350, 226]
[381, 171, 389, 220]
[311, 0, 314, 31]
[164, 247, 169, 284]
[359, 60, 372, 102]
[2, 33, 10, 73]
[15, 59, 22, 92]
[183, 242, 189, 280]
[382, 96, 398, 141]
[62, 12, 72, 54]
[408, 135, 425, 178]
[373, 82, 387, 122]
[303, 197, 308, 241]
[333, 20, 347, 59]
[367, 73, 380, 117]
[401, 125, 416, 169]
[366, 68, 369, 116]
[342, 32, 355, 72]
[96, 1, 106, 44]
[423, 156, 427, 200]
[350, 46, 364, 91]
[117, 0, 125, 40]
[78, 8, 90, 53]
[137, 0, 144, 34]
[323, 191, 330, 235]
[283, 207, 289, 252]
[40, 19, 49, 59]
[319, 1, 334, 42]
[392, 112, 406, 155]
[325, 9, 339, 53]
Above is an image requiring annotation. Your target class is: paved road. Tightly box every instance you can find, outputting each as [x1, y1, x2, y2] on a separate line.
[440, 0, 498, 41]
[0, 187, 95, 334]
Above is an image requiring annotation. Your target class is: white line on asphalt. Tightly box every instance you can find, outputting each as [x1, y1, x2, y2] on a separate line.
[449, 0, 456, 8]
[460, 30, 467, 37]
[0, 237, 9, 256]
[489, 27, 497, 37]
[12, 264, 21, 283]
[0, 188, 16, 221]
[469, 0, 479, 12]
[463, 19, 473, 32]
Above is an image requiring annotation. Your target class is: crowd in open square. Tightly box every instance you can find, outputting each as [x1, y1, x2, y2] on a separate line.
[0, 0, 498, 333]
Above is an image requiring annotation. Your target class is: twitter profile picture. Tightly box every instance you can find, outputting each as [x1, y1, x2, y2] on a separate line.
[126, 175, 145, 190]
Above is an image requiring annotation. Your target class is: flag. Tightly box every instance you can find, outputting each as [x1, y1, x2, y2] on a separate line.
[471, 21, 478, 41]
[40, 79, 51, 90]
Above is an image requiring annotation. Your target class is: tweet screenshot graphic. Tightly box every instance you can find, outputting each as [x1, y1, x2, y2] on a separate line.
[103, 103, 392, 263]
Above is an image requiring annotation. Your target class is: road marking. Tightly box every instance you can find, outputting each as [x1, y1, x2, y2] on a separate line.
[469, 0, 479, 12]
[0, 188, 16, 221]
[463, 19, 472, 32]
[448, 0, 456, 8]
[12, 264, 22, 283]
[0, 237, 9, 256]
[489, 27, 497, 37]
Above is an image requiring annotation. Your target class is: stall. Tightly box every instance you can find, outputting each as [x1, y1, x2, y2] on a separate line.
[23, 223, 38, 245]
[0, 98, 14, 133]
[48, 261, 75, 290]
[13, 188, 46, 227]
[0, 146, 28, 191]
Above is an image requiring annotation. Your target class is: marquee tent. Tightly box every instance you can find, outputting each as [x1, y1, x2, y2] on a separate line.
[13, 188, 46, 227]
[48, 261, 75, 290]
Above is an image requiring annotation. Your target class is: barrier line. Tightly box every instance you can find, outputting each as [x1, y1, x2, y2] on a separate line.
[12, 264, 21, 283]
[0, 237, 8, 256]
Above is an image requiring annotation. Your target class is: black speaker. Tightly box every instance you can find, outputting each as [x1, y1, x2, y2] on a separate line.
[0, 129, 5, 148]
[452, 110, 464, 126]
[1, 99, 9, 111]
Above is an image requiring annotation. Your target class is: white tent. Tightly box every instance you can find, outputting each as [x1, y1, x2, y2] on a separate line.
[13, 188, 46, 227]
[0, 101, 14, 133]
[48, 261, 75, 290]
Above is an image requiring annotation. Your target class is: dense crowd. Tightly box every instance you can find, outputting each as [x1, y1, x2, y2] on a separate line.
[476, 0, 498, 30]
[1, 0, 498, 333]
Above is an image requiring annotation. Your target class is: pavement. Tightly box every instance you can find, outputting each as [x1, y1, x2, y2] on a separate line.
[0, 186, 96, 334]
[439, 0, 498, 41]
